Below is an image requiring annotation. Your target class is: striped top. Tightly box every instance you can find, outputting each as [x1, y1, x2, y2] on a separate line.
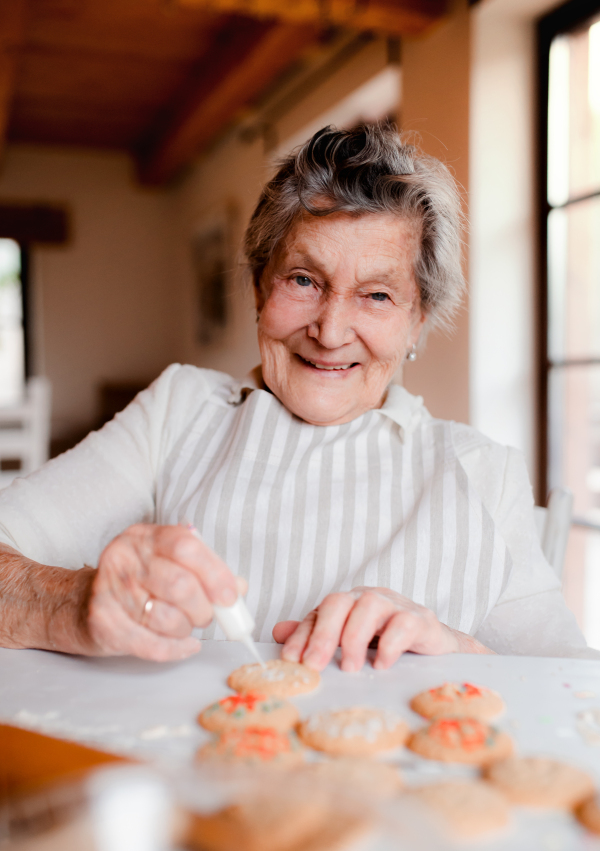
[0, 363, 586, 655]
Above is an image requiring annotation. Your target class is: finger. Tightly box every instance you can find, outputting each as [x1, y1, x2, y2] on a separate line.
[301, 594, 356, 671]
[141, 598, 194, 640]
[141, 558, 213, 628]
[88, 594, 201, 662]
[280, 612, 317, 663]
[339, 591, 397, 672]
[272, 620, 300, 644]
[133, 525, 238, 607]
[236, 576, 248, 596]
[373, 610, 421, 670]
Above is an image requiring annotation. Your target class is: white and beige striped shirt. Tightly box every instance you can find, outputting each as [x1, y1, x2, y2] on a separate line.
[0, 364, 593, 656]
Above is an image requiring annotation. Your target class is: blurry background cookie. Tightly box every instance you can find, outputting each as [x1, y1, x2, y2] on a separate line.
[228, 660, 320, 698]
[299, 757, 403, 798]
[197, 726, 304, 767]
[298, 707, 408, 756]
[198, 692, 299, 733]
[577, 795, 600, 834]
[407, 717, 513, 765]
[484, 757, 594, 808]
[410, 682, 504, 720]
[409, 780, 511, 839]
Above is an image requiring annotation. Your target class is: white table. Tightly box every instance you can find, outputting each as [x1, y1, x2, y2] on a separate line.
[2, 643, 600, 850]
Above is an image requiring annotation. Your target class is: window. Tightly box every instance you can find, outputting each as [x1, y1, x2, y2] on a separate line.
[0, 239, 25, 407]
[539, 0, 600, 647]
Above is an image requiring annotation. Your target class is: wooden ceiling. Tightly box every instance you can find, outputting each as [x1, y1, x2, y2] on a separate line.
[1, 0, 448, 185]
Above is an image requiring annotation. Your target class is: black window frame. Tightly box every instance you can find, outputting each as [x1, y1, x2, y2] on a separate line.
[536, 0, 600, 506]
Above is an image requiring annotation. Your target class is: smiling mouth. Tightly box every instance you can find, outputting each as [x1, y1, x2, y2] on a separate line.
[297, 355, 359, 371]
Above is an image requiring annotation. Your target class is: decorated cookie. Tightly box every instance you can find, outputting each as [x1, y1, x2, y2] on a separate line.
[197, 726, 304, 767]
[198, 691, 299, 733]
[298, 707, 409, 756]
[407, 717, 513, 765]
[227, 659, 320, 698]
[410, 780, 511, 839]
[301, 757, 403, 797]
[410, 682, 505, 721]
[577, 795, 600, 834]
[484, 757, 595, 808]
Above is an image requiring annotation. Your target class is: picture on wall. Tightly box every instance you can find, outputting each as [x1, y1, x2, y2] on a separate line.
[191, 211, 233, 345]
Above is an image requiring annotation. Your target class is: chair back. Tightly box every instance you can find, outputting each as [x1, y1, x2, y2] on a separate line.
[534, 487, 573, 580]
[0, 377, 51, 488]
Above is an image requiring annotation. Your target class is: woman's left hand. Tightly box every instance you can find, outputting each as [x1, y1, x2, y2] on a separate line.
[272, 587, 492, 672]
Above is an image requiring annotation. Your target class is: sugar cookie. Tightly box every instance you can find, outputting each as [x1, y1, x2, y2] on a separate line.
[228, 659, 320, 698]
[484, 757, 594, 808]
[577, 795, 600, 834]
[197, 726, 304, 767]
[409, 780, 511, 839]
[407, 717, 513, 765]
[300, 757, 403, 797]
[198, 692, 299, 733]
[410, 682, 504, 720]
[298, 707, 409, 756]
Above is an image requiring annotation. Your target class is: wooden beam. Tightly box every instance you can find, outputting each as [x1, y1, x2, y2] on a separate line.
[175, 0, 448, 37]
[0, 0, 28, 159]
[137, 20, 318, 185]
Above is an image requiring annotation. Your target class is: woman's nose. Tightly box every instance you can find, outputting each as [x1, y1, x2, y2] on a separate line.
[307, 297, 356, 349]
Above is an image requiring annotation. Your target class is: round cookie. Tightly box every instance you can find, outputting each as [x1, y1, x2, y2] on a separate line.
[228, 659, 320, 698]
[484, 757, 594, 808]
[407, 717, 513, 765]
[577, 795, 600, 834]
[197, 726, 304, 767]
[198, 691, 299, 733]
[410, 682, 504, 721]
[298, 707, 409, 756]
[410, 780, 511, 839]
[301, 758, 403, 797]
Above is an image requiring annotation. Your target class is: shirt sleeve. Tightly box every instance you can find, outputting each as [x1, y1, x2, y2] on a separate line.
[0, 363, 216, 570]
[456, 433, 599, 659]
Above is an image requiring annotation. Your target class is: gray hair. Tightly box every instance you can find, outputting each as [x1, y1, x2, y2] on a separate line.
[244, 124, 465, 334]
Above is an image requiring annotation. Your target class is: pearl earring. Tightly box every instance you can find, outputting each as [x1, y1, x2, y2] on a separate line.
[407, 344, 417, 362]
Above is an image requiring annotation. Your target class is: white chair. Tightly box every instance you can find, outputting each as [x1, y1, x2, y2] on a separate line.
[533, 487, 573, 580]
[0, 376, 51, 489]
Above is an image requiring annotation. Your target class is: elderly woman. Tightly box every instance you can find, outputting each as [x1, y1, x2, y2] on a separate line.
[0, 125, 594, 668]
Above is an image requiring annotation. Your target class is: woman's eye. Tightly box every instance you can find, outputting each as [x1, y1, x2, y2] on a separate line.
[293, 275, 312, 287]
[370, 292, 389, 302]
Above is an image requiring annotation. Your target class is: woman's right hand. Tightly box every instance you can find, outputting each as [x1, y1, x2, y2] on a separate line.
[85, 524, 239, 661]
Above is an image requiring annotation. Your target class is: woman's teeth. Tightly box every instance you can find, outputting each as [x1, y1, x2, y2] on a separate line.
[307, 361, 353, 370]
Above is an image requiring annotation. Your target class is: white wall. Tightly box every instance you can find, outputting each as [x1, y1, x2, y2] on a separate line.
[0, 146, 178, 439]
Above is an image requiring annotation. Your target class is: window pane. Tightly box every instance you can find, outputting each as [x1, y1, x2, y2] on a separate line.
[547, 16, 600, 206]
[562, 524, 600, 649]
[0, 239, 24, 407]
[547, 196, 600, 362]
[548, 364, 600, 522]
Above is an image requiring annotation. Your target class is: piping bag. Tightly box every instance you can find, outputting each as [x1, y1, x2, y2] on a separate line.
[183, 522, 265, 667]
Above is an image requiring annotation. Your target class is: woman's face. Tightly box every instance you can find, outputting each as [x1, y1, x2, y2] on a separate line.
[256, 211, 426, 426]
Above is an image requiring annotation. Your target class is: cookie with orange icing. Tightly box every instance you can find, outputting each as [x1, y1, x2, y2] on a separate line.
[410, 682, 505, 721]
[197, 726, 305, 767]
[407, 717, 513, 765]
[228, 659, 320, 698]
[298, 707, 409, 756]
[198, 692, 299, 733]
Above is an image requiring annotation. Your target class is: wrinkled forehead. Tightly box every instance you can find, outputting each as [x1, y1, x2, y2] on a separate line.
[267, 210, 422, 284]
